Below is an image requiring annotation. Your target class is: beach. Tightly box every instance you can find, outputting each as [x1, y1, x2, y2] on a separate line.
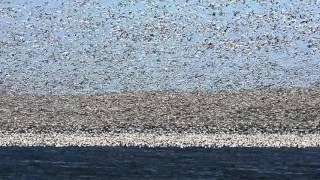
[1, 87, 320, 147]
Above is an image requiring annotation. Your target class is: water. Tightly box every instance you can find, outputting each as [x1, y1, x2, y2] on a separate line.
[1, 147, 320, 179]
[1, 0, 320, 95]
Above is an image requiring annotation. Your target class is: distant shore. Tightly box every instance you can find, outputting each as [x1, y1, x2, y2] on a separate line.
[1, 133, 320, 148]
[1, 87, 320, 147]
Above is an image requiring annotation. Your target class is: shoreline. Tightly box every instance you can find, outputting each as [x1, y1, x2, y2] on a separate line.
[0, 133, 320, 148]
[1, 87, 320, 134]
[1, 87, 320, 147]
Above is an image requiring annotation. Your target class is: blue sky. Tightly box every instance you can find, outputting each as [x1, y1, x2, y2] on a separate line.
[0, 0, 320, 94]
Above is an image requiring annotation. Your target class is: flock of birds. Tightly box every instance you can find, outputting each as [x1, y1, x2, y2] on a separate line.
[0, 0, 319, 94]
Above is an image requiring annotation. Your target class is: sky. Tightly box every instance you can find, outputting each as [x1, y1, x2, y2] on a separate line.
[0, 0, 320, 94]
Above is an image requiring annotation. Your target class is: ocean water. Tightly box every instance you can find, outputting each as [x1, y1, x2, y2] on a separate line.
[1, 0, 320, 94]
[0, 147, 320, 179]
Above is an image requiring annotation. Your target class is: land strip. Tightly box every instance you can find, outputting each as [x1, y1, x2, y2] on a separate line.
[1, 87, 320, 147]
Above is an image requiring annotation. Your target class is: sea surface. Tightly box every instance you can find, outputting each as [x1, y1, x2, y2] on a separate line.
[0, 147, 320, 179]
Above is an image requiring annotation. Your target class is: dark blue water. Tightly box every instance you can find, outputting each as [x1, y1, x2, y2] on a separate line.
[0, 147, 320, 179]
